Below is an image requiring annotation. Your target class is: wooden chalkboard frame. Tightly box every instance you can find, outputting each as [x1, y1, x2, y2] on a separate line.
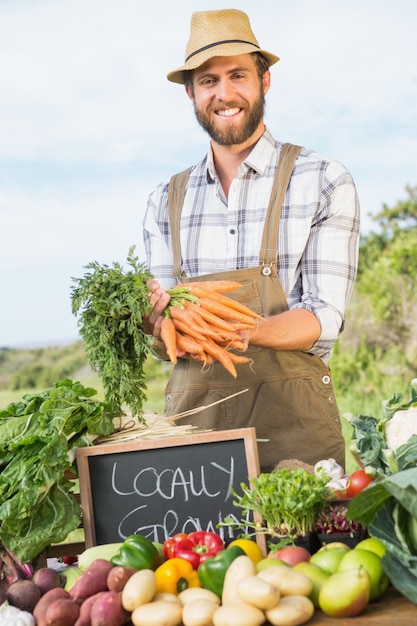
[76, 427, 264, 552]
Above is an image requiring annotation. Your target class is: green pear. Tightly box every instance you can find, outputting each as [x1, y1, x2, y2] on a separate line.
[319, 566, 371, 617]
[293, 561, 329, 608]
[256, 557, 289, 571]
[337, 548, 389, 601]
[310, 546, 350, 575]
[354, 536, 386, 558]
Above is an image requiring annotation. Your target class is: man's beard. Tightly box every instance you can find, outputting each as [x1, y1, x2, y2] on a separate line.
[193, 92, 265, 146]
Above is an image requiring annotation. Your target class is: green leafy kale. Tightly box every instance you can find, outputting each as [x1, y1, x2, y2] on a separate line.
[0, 379, 114, 563]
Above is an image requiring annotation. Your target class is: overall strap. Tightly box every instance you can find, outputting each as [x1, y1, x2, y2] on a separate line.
[168, 166, 192, 280]
[259, 142, 302, 269]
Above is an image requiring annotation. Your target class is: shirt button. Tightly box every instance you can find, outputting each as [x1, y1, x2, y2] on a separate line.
[229, 228, 236, 235]
[328, 395, 335, 403]
[322, 375, 331, 384]
[166, 394, 172, 402]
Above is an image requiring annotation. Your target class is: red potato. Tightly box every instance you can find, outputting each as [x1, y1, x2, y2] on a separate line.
[106, 565, 137, 593]
[70, 559, 114, 603]
[33, 587, 71, 626]
[45, 597, 80, 626]
[90, 590, 129, 626]
[74, 591, 107, 626]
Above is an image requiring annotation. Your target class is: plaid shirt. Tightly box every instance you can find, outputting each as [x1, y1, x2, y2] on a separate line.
[143, 128, 360, 362]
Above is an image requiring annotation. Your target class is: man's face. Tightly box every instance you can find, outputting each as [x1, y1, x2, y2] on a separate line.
[187, 54, 270, 147]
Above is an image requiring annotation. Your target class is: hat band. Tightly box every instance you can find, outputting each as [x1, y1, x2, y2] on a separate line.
[185, 39, 261, 63]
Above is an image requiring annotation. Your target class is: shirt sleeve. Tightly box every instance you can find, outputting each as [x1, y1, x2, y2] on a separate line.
[294, 160, 360, 359]
[142, 182, 178, 289]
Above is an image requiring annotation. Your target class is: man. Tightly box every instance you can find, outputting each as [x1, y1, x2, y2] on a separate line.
[142, 9, 360, 472]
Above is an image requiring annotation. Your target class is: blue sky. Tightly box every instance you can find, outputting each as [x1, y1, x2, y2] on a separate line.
[1, 0, 416, 347]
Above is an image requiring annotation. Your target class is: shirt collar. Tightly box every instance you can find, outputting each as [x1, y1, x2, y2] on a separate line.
[206, 127, 277, 180]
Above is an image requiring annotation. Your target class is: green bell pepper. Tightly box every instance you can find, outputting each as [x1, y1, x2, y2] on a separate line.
[197, 544, 245, 598]
[110, 534, 161, 570]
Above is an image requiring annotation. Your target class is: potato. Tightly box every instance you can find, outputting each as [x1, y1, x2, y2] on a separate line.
[265, 595, 315, 626]
[6, 579, 41, 613]
[121, 568, 156, 612]
[221, 555, 257, 605]
[257, 565, 313, 597]
[70, 559, 114, 603]
[179, 587, 221, 606]
[212, 602, 265, 626]
[74, 591, 107, 626]
[153, 592, 182, 604]
[182, 598, 219, 626]
[90, 590, 129, 626]
[33, 587, 71, 626]
[33, 567, 63, 595]
[44, 597, 80, 626]
[131, 600, 183, 626]
[106, 565, 137, 592]
[237, 574, 280, 610]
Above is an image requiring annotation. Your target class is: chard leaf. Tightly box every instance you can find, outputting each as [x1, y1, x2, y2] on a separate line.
[0, 379, 113, 563]
[347, 482, 391, 526]
[379, 467, 417, 517]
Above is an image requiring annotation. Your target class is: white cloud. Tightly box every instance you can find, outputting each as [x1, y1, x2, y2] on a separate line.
[0, 0, 416, 346]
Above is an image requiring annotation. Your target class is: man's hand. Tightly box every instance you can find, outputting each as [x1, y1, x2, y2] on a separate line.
[142, 279, 171, 338]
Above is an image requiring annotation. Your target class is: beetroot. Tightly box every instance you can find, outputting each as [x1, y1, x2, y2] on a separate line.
[6, 579, 41, 613]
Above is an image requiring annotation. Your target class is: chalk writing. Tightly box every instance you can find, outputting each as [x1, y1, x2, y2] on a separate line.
[77, 429, 259, 547]
[111, 457, 235, 501]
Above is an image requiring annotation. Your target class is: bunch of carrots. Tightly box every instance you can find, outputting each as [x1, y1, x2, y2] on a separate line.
[159, 280, 261, 378]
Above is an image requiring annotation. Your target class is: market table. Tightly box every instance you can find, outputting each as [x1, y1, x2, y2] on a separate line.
[307, 587, 416, 625]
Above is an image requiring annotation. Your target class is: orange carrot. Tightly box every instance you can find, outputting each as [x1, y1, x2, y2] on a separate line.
[183, 300, 242, 333]
[174, 280, 243, 293]
[200, 338, 238, 378]
[170, 304, 232, 342]
[198, 297, 257, 326]
[227, 352, 252, 364]
[183, 285, 261, 320]
[160, 317, 177, 364]
[216, 338, 247, 351]
[170, 314, 207, 342]
[175, 331, 204, 355]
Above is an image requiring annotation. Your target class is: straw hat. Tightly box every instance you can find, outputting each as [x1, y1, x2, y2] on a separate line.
[167, 9, 279, 84]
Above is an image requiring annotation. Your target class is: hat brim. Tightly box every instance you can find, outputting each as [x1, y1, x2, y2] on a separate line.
[167, 44, 279, 84]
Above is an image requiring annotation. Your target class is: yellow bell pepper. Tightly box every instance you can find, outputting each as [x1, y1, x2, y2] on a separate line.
[154, 557, 201, 594]
[227, 539, 263, 564]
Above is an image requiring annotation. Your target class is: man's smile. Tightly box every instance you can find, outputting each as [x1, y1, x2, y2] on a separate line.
[216, 108, 241, 117]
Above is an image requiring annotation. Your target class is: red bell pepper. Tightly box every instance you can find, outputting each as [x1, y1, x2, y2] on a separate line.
[163, 533, 188, 560]
[164, 532, 224, 569]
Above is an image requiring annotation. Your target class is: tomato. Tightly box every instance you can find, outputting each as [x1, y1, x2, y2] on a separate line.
[227, 539, 263, 564]
[62, 555, 78, 565]
[345, 469, 375, 498]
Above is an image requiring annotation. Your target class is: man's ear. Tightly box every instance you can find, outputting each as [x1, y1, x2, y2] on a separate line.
[262, 69, 271, 96]
[185, 84, 194, 100]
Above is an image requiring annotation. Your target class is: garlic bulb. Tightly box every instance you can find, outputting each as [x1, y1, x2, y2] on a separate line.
[314, 458, 344, 481]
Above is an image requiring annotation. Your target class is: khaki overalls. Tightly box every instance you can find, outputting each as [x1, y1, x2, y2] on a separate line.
[164, 144, 345, 473]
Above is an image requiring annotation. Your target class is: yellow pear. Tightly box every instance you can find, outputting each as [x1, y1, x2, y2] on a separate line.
[319, 566, 371, 617]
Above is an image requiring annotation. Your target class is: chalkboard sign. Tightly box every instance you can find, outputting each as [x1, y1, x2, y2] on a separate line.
[76, 428, 261, 549]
